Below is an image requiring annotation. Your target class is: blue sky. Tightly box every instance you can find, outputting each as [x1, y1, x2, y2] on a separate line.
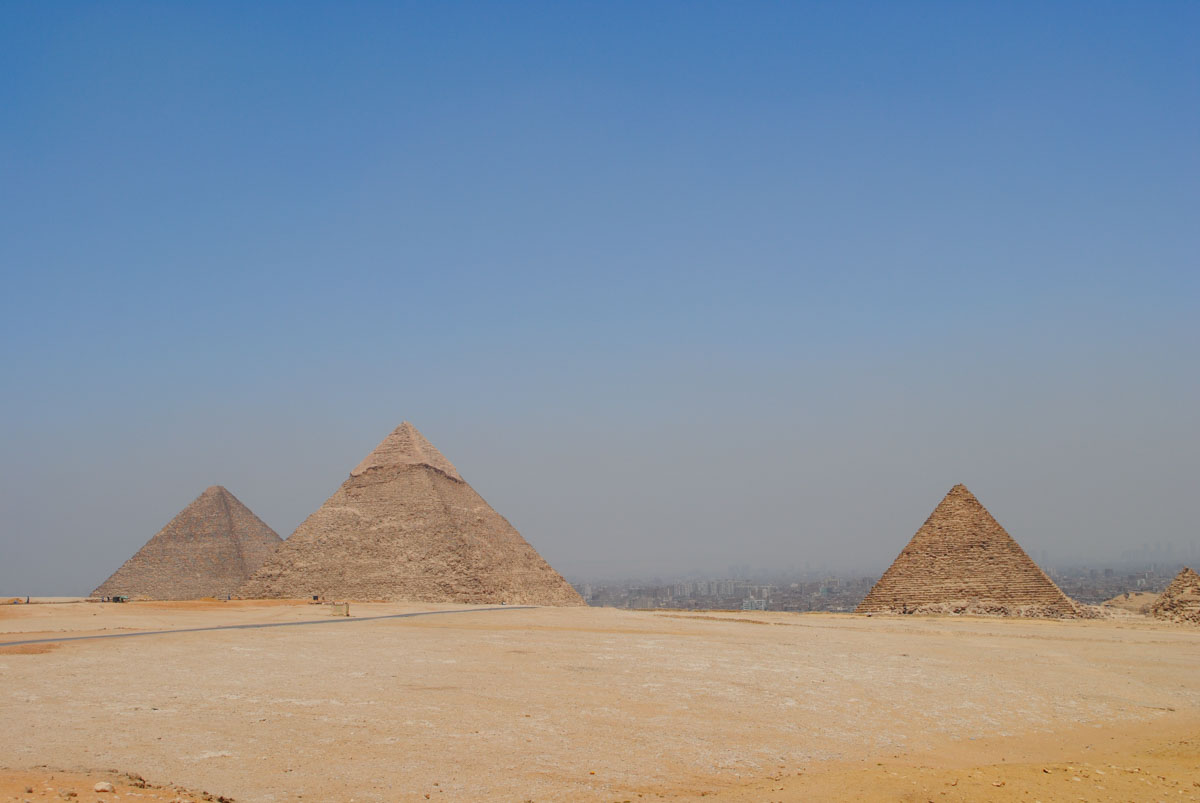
[1, 2, 1197, 592]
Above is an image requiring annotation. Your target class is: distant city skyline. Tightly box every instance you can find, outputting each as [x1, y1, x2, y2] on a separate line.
[561, 548, 1200, 585]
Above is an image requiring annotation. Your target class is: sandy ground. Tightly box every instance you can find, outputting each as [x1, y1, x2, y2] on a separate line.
[1102, 591, 1160, 615]
[1, 601, 1198, 802]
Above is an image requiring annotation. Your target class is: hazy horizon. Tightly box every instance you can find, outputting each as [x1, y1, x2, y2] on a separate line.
[2, 3, 1197, 595]
[6, 416, 1198, 595]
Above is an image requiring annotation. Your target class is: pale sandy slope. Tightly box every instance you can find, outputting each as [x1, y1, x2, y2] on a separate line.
[1, 602, 1198, 801]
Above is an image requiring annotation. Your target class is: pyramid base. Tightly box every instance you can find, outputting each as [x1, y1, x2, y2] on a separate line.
[861, 600, 1099, 619]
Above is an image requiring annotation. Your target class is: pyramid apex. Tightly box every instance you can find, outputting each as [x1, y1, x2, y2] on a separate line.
[351, 421, 463, 481]
[945, 484, 981, 502]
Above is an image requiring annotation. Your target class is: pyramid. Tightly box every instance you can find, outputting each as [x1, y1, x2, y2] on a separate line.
[1150, 567, 1200, 625]
[237, 422, 584, 605]
[856, 484, 1078, 617]
[93, 486, 282, 600]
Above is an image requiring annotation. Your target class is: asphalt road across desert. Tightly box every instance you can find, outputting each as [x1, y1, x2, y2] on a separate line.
[0, 605, 533, 648]
[2, 601, 1198, 801]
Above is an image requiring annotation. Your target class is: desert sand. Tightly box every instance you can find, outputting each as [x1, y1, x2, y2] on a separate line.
[1, 600, 1198, 801]
[1102, 591, 1161, 615]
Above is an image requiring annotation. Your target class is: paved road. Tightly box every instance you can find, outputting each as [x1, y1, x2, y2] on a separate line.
[0, 605, 536, 648]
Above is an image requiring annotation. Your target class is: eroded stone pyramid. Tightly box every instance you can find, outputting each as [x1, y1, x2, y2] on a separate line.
[237, 422, 584, 605]
[93, 485, 282, 600]
[856, 484, 1078, 617]
[1151, 567, 1200, 625]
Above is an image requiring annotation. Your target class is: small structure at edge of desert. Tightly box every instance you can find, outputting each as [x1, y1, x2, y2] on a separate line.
[856, 483, 1079, 617]
[92, 485, 282, 600]
[1151, 566, 1200, 624]
[237, 421, 584, 605]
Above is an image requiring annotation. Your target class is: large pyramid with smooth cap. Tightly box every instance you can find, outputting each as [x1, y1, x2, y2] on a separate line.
[237, 422, 584, 605]
[1151, 567, 1200, 625]
[856, 484, 1078, 617]
[93, 485, 283, 600]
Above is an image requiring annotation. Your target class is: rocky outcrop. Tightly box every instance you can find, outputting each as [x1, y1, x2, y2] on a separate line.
[856, 484, 1079, 618]
[238, 422, 583, 606]
[93, 486, 282, 600]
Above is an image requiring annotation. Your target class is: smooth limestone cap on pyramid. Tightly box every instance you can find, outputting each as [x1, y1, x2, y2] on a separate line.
[93, 485, 283, 600]
[856, 484, 1078, 617]
[237, 422, 584, 605]
[1150, 567, 1200, 625]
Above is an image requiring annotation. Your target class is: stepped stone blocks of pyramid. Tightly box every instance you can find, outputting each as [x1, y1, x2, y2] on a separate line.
[856, 484, 1080, 617]
[93, 485, 282, 600]
[237, 422, 584, 605]
[1151, 567, 1200, 625]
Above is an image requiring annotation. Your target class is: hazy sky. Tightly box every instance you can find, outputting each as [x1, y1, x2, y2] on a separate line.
[2, 2, 1197, 594]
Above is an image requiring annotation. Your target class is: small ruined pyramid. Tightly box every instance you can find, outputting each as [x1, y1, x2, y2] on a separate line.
[93, 486, 282, 600]
[1151, 567, 1200, 625]
[856, 484, 1078, 617]
[237, 422, 584, 605]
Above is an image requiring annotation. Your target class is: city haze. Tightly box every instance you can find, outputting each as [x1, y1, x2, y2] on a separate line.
[1, 3, 1197, 594]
